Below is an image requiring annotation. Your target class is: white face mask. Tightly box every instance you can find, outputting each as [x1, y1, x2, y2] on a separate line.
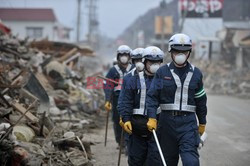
[135, 62, 144, 71]
[174, 53, 187, 65]
[120, 56, 129, 64]
[149, 64, 160, 73]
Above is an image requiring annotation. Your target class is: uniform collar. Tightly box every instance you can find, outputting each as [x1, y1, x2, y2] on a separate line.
[144, 72, 154, 79]
[118, 63, 132, 72]
[137, 70, 154, 79]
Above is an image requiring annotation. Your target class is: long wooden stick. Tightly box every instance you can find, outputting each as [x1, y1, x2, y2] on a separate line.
[97, 75, 119, 85]
[117, 129, 124, 166]
[0, 99, 37, 143]
[104, 110, 109, 146]
[0, 107, 29, 142]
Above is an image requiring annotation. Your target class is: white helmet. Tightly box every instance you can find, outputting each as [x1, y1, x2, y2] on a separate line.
[168, 33, 192, 52]
[143, 46, 164, 62]
[131, 48, 144, 59]
[117, 45, 132, 55]
[117, 45, 131, 64]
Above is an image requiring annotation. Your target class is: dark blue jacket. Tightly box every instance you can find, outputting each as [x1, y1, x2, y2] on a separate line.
[117, 68, 136, 114]
[104, 64, 134, 101]
[146, 62, 207, 124]
[119, 71, 154, 122]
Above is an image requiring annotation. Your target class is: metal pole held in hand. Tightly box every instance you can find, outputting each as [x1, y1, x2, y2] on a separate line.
[153, 129, 167, 166]
[104, 110, 109, 146]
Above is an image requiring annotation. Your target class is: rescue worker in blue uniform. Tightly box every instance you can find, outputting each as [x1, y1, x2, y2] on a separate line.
[118, 47, 145, 127]
[120, 46, 164, 166]
[118, 48, 145, 155]
[130, 48, 145, 73]
[146, 34, 207, 166]
[104, 45, 134, 148]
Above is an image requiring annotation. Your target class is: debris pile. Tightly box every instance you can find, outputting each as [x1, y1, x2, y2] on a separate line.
[192, 60, 250, 98]
[0, 34, 104, 165]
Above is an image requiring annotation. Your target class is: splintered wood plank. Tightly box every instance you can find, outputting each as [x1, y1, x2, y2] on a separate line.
[11, 101, 39, 123]
[58, 48, 78, 62]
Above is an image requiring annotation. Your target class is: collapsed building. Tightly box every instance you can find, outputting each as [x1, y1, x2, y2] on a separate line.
[0, 31, 105, 166]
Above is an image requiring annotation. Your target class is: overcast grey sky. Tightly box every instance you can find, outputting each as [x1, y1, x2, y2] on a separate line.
[0, 0, 164, 41]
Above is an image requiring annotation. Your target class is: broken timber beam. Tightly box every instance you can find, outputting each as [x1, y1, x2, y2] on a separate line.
[11, 101, 39, 123]
[57, 48, 78, 63]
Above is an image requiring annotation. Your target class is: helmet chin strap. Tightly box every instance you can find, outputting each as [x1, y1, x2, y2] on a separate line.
[118, 60, 129, 69]
[144, 61, 154, 76]
[120, 61, 128, 65]
[145, 68, 154, 76]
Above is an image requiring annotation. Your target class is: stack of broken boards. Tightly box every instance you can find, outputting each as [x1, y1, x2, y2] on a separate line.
[0, 34, 105, 166]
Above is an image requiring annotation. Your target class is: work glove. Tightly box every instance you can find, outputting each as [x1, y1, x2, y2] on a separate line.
[119, 117, 124, 128]
[198, 124, 206, 135]
[104, 101, 112, 112]
[123, 121, 132, 134]
[147, 118, 157, 132]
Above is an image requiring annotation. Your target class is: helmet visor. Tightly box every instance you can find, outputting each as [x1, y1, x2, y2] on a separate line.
[144, 54, 163, 61]
[171, 44, 192, 51]
[131, 54, 143, 59]
[117, 50, 131, 54]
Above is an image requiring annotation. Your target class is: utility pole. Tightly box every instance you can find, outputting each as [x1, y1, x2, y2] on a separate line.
[76, 0, 82, 42]
[88, 0, 93, 45]
[161, 16, 165, 52]
[179, 0, 190, 33]
[86, 0, 99, 48]
[160, 0, 167, 52]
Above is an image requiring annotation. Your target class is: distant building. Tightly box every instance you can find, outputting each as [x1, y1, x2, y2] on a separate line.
[223, 0, 250, 22]
[0, 8, 72, 42]
[53, 22, 72, 42]
[179, 0, 224, 42]
[217, 0, 250, 67]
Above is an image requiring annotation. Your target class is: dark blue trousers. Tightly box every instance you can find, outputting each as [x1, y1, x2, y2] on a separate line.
[112, 94, 123, 145]
[128, 134, 160, 166]
[157, 112, 200, 166]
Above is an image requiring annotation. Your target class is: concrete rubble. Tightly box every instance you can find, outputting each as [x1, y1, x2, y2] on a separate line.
[0, 33, 105, 166]
[192, 59, 250, 99]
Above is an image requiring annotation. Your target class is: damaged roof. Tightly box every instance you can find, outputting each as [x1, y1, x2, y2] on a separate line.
[0, 8, 57, 22]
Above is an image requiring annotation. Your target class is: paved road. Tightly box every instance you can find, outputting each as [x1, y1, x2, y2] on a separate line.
[89, 94, 250, 166]
[200, 94, 250, 166]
